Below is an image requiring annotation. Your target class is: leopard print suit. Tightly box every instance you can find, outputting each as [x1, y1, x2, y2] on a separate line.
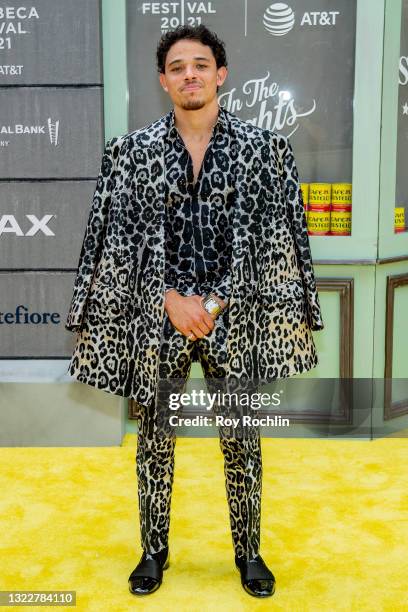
[135, 107, 262, 560]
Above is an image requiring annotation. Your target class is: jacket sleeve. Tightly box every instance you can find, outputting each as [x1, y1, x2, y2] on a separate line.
[65, 138, 117, 333]
[278, 135, 325, 331]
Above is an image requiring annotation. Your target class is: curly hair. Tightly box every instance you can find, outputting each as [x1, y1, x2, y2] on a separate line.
[156, 24, 228, 73]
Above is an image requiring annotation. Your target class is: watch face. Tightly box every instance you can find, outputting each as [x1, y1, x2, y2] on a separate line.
[204, 297, 221, 315]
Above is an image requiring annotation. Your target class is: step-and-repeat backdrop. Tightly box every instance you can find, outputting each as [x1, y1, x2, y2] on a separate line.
[0, 0, 103, 359]
[127, 0, 356, 236]
[1, 0, 358, 360]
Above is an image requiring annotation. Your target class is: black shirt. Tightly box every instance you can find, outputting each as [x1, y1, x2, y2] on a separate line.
[163, 106, 235, 304]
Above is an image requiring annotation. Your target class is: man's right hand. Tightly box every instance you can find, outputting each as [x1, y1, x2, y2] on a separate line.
[164, 289, 216, 340]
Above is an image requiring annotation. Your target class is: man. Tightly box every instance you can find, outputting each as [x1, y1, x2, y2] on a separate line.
[65, 25, 324, 599]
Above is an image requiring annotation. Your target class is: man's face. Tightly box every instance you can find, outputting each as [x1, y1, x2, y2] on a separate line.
[159, 39, 227, 111]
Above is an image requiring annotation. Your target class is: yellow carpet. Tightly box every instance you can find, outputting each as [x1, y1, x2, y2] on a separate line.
[0, 436, 407, 611]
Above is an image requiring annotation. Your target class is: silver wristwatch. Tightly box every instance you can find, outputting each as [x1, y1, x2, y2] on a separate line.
[201, 293, 224, 317]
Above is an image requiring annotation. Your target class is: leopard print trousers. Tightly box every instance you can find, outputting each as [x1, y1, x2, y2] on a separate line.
[134, 292, 263, 561]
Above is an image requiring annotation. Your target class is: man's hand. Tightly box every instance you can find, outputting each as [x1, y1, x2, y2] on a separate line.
[164, 289, 224, 340]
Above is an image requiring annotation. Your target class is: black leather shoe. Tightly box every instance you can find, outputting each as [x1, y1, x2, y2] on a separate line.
[235, 554, 276, 598]
[128, 546, 170, 596]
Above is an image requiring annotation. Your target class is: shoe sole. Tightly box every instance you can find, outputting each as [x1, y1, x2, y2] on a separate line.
[242, 581, 276, 598]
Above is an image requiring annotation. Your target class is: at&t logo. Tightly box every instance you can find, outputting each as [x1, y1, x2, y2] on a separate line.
[263, 2, 340, 37]
[263, 3, 295, 36]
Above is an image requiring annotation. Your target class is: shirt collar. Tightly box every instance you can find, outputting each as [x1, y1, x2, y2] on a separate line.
[166, 105, 229, 138]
